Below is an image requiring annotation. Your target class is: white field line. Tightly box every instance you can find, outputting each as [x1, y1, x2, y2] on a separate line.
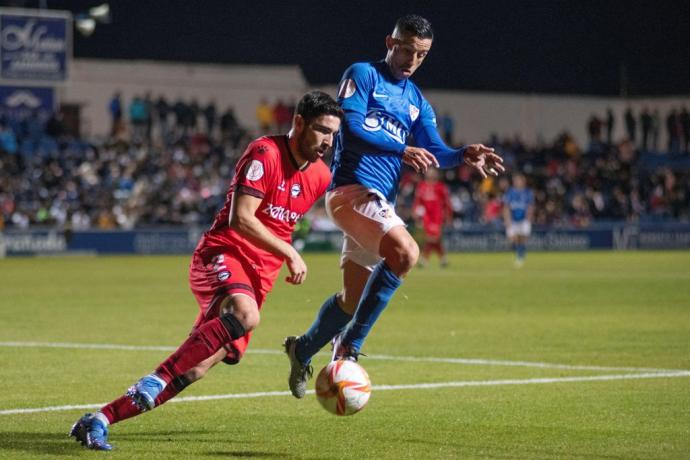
[0, 341, 683, 374]
[2, 371, 689, 416]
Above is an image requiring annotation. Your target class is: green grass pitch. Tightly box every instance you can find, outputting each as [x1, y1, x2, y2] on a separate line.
[1, 251, 689, 458]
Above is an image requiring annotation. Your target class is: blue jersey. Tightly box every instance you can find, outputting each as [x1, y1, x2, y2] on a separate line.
[503, 187, 534, 222]
[330, 61, 465, 203]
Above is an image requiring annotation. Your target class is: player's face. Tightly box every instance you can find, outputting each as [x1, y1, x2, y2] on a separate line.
[296, 114, 341, 163]
[514, 175, 526, 189]
[385, 32, 432, 80]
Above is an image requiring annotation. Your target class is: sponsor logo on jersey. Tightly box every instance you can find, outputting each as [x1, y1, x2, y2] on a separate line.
[218, 271, 230, 282]
[262, 203, 303, 223]
[409, 104, 420, 122]
[338, 79, 356, 99]
[277, 180, 286, 192]
[290, 184, 301, 197]
[245, 160, 264, 181]
[362, 109, 407, 144]
[372, 90, 388, 99]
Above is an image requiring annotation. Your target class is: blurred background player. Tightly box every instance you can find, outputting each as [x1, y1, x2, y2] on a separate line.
[413, 167, 452, 267]
[503, 173, 534, 267]
[69, 91, 343, 451]
[284, 14, 504, 399]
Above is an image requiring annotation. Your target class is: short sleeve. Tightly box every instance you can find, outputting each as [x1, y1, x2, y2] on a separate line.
[234, 141, 277, 199]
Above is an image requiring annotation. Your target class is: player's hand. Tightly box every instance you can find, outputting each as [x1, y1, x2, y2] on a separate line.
[402, 146, 439, 173]
[463, 144, 505, 178]
[285, 249, 307, 285]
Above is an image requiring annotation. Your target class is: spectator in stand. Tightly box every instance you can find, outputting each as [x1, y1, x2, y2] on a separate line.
[666, 108, 681, 153]
[624, 107, 636, 146]
[108, 92, 123, 137]
[587, 113, 603, 145]
[640, 107, 652, 152]
[570, 193, 592, 227]
[220, 106, 240, 144]
[606, 107, 615, 145]
[129, 96, 148, 142]
[651, 109, 660, 151]
[155, 95, 171, 144]
[144, 92, 154, 143]
[173, 98, 188, 136]
[0, 120, 18, 154]
[680, 106, 690, 154]
[273, 99, 292, 132]
[188, 99, 200, 132]
[45, 111, 66, 140]
[256, 98, 274, 134]
[203, 100, 217, 139]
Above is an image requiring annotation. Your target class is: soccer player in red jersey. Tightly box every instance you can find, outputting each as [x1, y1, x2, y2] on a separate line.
[412, 168, 452, 267]
[70, 91, 343, 451]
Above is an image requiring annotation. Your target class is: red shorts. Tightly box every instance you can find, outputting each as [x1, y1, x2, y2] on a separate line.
[188, 250, 272, 364]
[423, 220, 443, 240]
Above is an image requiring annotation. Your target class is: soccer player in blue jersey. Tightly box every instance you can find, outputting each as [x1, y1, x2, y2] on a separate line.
[283, 14, 505, 398]
[503, 173, 534, 267]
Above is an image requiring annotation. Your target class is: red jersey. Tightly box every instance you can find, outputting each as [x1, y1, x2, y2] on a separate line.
[413, 180, 452, 225]
[196, 135, 331, 283]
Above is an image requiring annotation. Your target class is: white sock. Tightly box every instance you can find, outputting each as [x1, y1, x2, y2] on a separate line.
[94, 411, 110, 426]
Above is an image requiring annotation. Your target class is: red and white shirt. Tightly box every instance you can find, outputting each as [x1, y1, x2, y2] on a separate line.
[197, 135, 331, 282]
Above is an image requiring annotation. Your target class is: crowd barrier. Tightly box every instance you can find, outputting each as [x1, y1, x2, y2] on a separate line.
[2, 223, 689, 257]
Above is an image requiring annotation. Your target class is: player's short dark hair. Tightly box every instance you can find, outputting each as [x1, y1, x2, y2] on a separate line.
[394, 14, 434, 40]
[296, 91, 344, 124]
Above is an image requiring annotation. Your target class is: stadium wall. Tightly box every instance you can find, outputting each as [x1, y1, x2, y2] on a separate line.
[60, 60, 690, 147]
[3, 224, 690, 256]
[60, 59, 308, 138]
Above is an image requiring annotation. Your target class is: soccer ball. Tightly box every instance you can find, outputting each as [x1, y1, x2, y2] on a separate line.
[315, 360, 371, 416]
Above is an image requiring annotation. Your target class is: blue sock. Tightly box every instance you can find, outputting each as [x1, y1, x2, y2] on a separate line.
[517, 244, 526, 259]
[295, 294, 352, 364]
[341, 261, 402, 353]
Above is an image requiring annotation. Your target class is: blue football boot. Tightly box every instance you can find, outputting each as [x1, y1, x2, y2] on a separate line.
[126, 373, 166, 411]
[69, 412, 113, 451]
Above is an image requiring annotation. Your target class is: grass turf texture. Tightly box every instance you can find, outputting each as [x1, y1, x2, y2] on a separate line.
[0, 251, 689, 458]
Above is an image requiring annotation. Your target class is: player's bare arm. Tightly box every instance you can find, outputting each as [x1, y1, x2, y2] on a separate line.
[463, 144, 506, 178]
[229, 192, 307, 285]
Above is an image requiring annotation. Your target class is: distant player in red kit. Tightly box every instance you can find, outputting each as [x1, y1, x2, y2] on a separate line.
[412, 168, 452, 267]
[70, 91, 344, 451]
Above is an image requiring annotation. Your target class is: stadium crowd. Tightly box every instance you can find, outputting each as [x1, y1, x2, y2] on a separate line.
[1, 95, 689, 231]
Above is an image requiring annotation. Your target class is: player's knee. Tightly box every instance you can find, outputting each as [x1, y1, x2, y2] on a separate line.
[184, 366, 208, 383]
[395, 239, 419, 274]
[228, 298, 260, 333]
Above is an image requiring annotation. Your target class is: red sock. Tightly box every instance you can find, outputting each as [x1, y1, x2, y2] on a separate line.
[100, 377, 188, 425]
[100, 395, 142, 425]
[155, 317, 231, 383]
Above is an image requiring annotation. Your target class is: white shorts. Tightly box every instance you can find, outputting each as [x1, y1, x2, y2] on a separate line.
[325, 184, 406, 270]
[506, 220, 531, 238]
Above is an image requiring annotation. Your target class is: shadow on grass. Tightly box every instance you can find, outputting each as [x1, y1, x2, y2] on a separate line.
[0, 430, 298, 458]
[0, 431, 81, 457]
